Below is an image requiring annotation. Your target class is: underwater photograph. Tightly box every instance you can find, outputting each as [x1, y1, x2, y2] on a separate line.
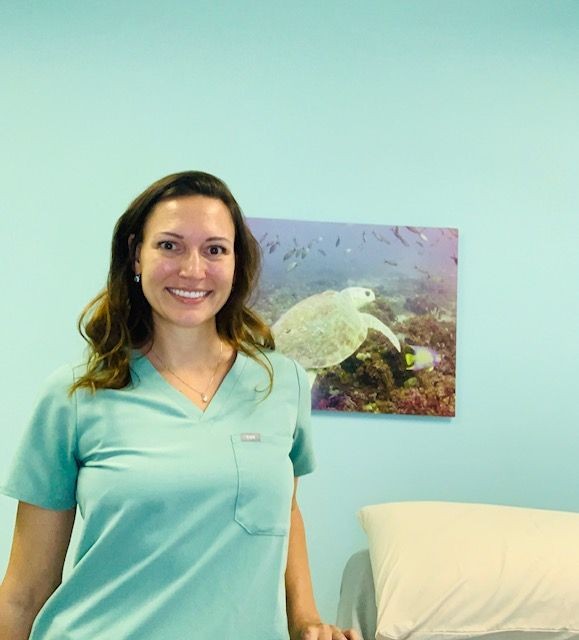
[247, 218, 459, 417]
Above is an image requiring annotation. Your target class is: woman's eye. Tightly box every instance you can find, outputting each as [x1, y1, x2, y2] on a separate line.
[159, 241, 175, 250]
[208, 245, 225, 256]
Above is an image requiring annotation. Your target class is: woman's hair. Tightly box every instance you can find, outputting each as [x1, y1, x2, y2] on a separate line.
[71, 170, 274, 394]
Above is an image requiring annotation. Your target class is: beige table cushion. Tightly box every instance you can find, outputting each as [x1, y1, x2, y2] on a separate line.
[358, 501, 579, 640]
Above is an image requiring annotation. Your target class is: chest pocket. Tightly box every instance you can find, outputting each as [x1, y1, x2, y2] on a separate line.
[230, 434, 294, 536]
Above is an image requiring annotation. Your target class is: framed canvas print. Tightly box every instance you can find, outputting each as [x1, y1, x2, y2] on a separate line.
[247, 218, 458, 417]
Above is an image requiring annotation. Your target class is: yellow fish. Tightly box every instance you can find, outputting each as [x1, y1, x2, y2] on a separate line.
[405, 345, 442, 372]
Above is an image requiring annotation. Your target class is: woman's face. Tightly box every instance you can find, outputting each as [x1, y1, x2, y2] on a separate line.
[134, 195, 236, 335]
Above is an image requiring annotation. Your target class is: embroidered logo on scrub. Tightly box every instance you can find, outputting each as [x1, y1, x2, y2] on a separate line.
[240, 433, 261, 442]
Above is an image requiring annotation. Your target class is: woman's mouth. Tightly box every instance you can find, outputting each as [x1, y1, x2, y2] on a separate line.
[167, 288, 211, 300]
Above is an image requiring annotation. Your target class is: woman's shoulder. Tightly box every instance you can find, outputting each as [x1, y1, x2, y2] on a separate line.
[36, 361, 87, 399]
[18, 363, 81, 423]
[253, 348, 308, 383]
[255, 347, 292, 367]
[40, 362, 76, 388]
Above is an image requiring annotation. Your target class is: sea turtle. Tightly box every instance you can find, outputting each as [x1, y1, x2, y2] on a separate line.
[272, 287, 401, 388]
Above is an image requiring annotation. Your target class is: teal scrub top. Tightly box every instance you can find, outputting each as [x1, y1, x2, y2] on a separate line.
[0, 350, 316, 639]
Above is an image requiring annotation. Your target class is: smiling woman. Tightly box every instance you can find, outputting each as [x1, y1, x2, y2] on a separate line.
[0, 171, 359, 640]
[72, 171, 274, 397]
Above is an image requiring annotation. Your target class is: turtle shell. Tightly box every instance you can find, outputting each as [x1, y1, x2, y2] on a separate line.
[272, 290, 367, 369]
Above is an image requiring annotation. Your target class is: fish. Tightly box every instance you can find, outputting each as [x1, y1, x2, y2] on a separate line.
[414, 265, 431, 279]
[404, 345, 442, 372]
[362, 231, 367, 243]
[258, 232, 268, 243]
[345, 247, 352, 253]
[293, 237, 298, 247]
[335, 236, 341, 247]
[268, 242, 279, 254]
[392, 226, 410, 247]
[372, 230, 391, 245]
[286, 261, 299, 272]
[318, 249, 327, 256]
[450, 255, 458, 265]
[283, 248, 296, 261]
[406, 226, 429, 242]
[384, 259, 398, 267]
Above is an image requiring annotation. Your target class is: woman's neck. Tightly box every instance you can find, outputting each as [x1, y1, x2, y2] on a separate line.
[144, 322, 225, 370]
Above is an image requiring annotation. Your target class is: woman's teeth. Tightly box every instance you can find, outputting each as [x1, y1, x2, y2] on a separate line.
[168, 288, 209, 299]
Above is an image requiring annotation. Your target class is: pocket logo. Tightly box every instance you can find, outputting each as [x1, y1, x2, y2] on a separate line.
[240, 432, 261, 442]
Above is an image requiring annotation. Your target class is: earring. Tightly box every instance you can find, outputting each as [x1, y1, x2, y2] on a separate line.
[134, 274, 141, 283]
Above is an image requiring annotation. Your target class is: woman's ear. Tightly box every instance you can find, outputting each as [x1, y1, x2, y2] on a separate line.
[128, 234, 141, 272]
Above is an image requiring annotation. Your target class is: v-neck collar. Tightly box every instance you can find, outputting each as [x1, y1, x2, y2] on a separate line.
[130, 349, 247, 423]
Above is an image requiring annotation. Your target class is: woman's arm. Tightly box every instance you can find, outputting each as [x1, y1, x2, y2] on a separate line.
[285, 479, 359, 640]
[285, 477, 321, 636]
[0, 501, 75, 640]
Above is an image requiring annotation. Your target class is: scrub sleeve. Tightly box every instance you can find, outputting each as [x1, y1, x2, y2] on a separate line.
[0, 366, 79, 510]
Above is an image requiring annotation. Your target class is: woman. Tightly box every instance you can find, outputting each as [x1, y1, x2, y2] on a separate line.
[0, 171, 359, 640]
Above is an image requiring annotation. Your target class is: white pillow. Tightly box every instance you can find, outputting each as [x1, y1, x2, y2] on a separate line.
[358, 501, 579, 640]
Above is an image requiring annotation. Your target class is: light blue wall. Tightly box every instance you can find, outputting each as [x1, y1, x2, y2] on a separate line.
[1, 0, 578, 623]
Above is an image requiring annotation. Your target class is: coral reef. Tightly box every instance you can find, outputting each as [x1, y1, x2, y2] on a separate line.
[390, 370, 455, 417]
[366, 298, 397, 325]
[312, 338, 397, 412]
[404, 294, 438, 315]
[311, 309, 457, 416]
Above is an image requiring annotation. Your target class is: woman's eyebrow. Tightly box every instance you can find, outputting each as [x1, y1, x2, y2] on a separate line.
[206, 236, 233, 243]
[155, 231, 184, 239]
[155, 232, 232, 243]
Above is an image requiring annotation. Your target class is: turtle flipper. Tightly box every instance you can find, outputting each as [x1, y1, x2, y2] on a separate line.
[306, 369, 317, 389]
[360, 313, 401, 352]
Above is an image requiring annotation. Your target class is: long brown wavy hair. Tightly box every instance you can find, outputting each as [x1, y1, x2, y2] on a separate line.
[71, 171, 275, 394]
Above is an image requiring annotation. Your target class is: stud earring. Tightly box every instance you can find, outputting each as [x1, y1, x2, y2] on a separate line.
[134, 274, 141, 283]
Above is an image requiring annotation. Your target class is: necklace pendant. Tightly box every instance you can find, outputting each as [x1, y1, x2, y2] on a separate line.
[201, 393, 208, 403]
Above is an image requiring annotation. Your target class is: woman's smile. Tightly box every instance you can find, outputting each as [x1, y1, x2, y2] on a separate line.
[166, 287, 212, 301]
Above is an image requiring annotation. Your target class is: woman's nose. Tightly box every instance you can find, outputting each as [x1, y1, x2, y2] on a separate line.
[179, 251, 206, 278]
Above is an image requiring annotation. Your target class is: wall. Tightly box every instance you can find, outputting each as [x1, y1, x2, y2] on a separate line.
[1, 0, 578, 622]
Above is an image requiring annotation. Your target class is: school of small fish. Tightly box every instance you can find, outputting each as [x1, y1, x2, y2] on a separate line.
[257, 225, 457, 278]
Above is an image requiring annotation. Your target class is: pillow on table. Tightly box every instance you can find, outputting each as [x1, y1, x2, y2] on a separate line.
[358, 501, 579, 640]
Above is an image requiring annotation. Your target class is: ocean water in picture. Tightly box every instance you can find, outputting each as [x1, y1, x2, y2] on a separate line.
[247, 218, 459, 417]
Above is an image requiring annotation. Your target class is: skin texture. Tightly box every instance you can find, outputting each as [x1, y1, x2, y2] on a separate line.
[135, 195, 236, 337]
[0, 503, 75, 640]
[287, 479, 360, 640]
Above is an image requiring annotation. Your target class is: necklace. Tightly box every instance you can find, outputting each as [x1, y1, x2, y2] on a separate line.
[150, 341, 224, 403]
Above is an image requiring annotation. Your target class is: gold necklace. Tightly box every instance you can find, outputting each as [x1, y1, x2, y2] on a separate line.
[151, 341, 224, 403]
